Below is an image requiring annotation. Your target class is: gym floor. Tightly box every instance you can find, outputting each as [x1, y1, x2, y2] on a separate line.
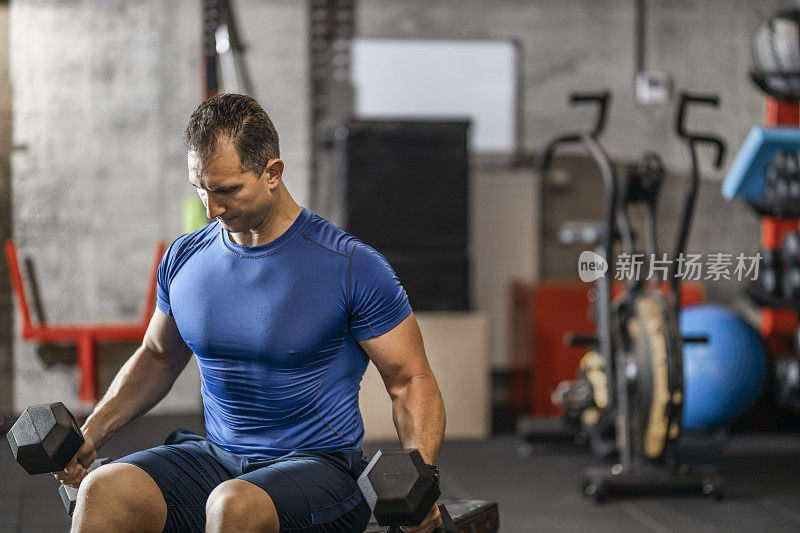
[3, 415, 800, 532]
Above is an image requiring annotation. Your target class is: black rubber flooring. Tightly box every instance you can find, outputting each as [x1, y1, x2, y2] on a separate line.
[2, 414, 800, 532]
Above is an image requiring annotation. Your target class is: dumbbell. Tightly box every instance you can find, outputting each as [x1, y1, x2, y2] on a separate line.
[786, 152, 800, 199]
[358, 449, 457, 532]
[765, 151, 790, 203]
[782, 232, 800, 267]
[759, 249, 782, 296]
[784, 267, 800, 303]
[7, 403, 108, 516]
[764, 161, 779, 203]
[7, 402, 85, 475]
[59, 457, 110, 516]
[783, 232, 800, 302]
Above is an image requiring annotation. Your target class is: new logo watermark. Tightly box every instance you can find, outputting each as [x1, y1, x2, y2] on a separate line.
[578, 250, 608, 282]
[576, 251, 763, 282]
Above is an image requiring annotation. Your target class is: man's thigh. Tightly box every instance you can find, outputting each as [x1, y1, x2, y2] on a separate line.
[112, 430, 238, 533]
[239, 450, 371, 533]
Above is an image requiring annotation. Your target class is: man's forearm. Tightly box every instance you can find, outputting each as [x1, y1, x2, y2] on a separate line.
[82, 346, 186, 448]
[391, 375, 446, 465]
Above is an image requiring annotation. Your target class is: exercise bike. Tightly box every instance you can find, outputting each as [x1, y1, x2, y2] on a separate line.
[540, 90, 726, 500]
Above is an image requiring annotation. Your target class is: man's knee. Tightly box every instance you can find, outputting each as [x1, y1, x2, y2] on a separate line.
[73, 463, 167, 533]
[206, 479, 279, 533]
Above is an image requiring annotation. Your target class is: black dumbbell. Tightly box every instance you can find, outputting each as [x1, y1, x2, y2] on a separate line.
[782, 232, 800, 267]
[766, 154, 781, 186]
[59, 457, 110, 516]
[760, 249, 782, 296]
[781, 233, 800, 302]
[764, 168, 779, 203]
[787, 152, 800, 199]
[765, 151, 787, 203]
[785, 266, 800, 302]
[7, 402, 84, 475]
[358, 449, 457, 532]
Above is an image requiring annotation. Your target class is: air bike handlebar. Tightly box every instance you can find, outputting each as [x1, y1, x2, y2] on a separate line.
[569, 91, 611, 139]
[539, 90, 612, 171]
[539, 90, 617, 413]
[675, 92, 726, 168]
[669, 92, 727, 308]
[539, 90, 616, 271]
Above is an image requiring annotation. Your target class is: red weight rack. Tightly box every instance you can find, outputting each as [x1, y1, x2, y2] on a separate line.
[4, 239, 165, 409]
[759, 98, 800, 354]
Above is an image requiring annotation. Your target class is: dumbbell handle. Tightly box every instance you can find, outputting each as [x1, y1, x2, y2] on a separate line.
[58, 457, 110, 516]
[387, 504, 457, 533]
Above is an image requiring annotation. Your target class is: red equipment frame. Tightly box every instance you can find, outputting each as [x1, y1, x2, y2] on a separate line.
[4, 239, 166, 408]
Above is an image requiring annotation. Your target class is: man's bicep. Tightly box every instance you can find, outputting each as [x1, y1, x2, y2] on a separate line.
[142, 308, 192, 370]
[358, 312, 433, 395]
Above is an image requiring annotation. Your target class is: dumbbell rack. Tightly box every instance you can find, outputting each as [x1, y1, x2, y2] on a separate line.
[752, 99, 800, 357]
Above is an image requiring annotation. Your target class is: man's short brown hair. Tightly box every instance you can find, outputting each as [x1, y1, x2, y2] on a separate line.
[184, 93, 280, 176]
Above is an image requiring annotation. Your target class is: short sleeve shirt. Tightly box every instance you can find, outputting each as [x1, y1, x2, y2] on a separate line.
[156, 208, 412, 459]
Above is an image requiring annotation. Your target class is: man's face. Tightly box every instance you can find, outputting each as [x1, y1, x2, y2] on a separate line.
[187, 138, 279, 233]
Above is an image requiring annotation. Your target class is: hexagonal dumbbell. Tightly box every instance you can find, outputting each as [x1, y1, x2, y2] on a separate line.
[6, 402, 84, 475]
[358, 449, 457, 532]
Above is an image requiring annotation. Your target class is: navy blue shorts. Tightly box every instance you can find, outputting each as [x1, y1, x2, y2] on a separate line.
[112, 429, 372, 533]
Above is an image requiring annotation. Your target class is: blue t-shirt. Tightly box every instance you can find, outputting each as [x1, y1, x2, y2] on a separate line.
[156, 207, 412, 459]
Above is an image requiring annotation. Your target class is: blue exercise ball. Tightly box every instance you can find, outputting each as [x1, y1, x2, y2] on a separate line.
[679, 304, 766, 429]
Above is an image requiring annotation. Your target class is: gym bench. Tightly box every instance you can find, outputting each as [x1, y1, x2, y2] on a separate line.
[362, 498, 499, 532]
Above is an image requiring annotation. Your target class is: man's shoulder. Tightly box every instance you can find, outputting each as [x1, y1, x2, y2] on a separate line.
[165, 221, 219, 262]
[299, 211, 363, 258]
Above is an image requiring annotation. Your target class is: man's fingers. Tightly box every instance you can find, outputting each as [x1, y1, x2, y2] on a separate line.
[52, 459, 87, 488]
[53, 471, 74, 482]
[53, 471, 84, 488]
[63, 457, 77, 475]
[59, 455, 87, 476]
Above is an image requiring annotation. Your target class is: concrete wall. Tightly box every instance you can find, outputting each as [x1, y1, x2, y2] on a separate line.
[8, 0, 308, 412]
[0, 1, 12, 414]
[10, 0, 200, 413]
[540, 155, 761, 306]
[357, 0, 790, 179]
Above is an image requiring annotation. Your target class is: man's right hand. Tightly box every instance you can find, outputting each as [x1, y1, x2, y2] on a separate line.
[52, 432, 98, 488]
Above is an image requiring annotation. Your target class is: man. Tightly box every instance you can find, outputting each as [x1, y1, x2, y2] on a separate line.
[54, 94, 447, 533]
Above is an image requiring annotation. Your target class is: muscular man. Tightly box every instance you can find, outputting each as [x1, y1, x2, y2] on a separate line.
[53, 94, 447, 533]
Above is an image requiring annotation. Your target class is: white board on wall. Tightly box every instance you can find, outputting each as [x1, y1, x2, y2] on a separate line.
[351, 38, 518, 153]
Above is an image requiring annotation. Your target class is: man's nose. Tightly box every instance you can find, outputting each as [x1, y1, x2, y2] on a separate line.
[204, 193, 226, 219]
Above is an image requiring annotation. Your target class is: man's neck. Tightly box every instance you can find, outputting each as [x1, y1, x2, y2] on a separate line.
[228, 198, 303, 247]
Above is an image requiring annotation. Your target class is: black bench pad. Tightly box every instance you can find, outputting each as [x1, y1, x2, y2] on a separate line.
[362, 498, 499, 532]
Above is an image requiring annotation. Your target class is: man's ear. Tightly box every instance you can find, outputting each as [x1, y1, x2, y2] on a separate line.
[264, 159, 284, 189]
